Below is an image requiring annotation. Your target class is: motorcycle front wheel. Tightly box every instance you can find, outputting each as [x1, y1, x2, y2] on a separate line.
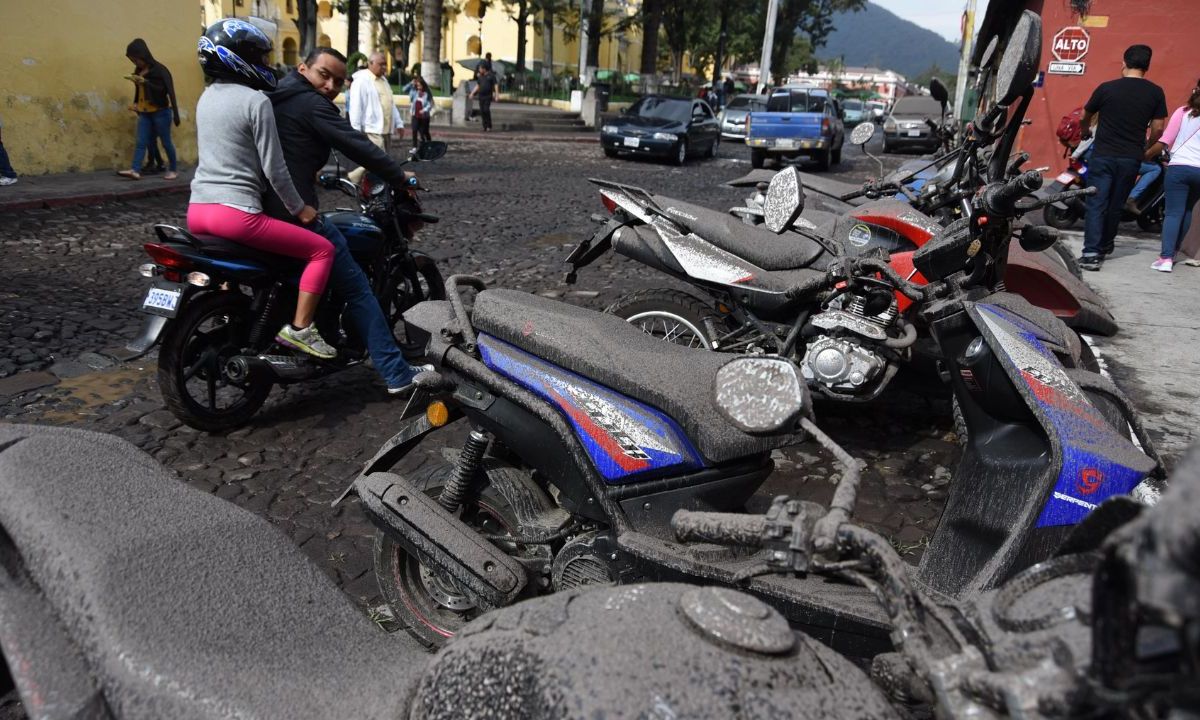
[1042, 203, 1080, 230]
[384, 254, 446, 329]
[157, 290, 273, 433]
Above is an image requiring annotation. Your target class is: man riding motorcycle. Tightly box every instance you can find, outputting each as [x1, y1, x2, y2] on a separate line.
[264, 46, 430, 395]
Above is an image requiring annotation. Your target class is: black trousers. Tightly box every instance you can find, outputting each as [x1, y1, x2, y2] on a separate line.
[478, 96, 493, 130]
[411, 116, 432, 147]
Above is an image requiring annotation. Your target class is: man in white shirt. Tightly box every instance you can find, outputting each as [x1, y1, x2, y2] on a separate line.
[347, 52, 403, 183]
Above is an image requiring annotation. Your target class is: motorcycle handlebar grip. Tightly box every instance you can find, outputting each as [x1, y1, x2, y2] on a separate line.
[985, 170, 1044, 215]
[671, 510, 767, 547]
[1006, 151, 1030, 177]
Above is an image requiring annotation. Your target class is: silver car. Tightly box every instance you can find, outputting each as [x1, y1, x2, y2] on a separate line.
[718, 94, 767, 140]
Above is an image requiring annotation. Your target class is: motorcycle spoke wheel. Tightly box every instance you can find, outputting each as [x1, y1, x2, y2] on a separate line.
[629, 312, 710, 349]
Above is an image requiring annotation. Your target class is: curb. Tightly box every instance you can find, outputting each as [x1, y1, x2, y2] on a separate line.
[0, 182, 190, 213]
[433, 130, 599, 145]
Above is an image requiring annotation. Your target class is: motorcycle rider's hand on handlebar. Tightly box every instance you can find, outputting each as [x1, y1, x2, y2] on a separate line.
[296, 205, 318, 225]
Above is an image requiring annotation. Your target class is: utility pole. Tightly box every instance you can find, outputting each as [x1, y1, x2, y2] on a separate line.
[953, 0, 977, 121]
[757, 0, 780, 93]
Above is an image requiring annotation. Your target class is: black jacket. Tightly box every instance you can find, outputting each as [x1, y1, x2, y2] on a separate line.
[264, 70, 409, 220]
[126, 39, 179, 124]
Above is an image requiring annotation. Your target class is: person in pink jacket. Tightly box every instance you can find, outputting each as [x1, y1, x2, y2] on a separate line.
[1146, 81, 1200, 272]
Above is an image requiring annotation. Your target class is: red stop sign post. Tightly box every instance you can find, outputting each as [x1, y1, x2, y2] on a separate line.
[1052, 27, 1091, 63]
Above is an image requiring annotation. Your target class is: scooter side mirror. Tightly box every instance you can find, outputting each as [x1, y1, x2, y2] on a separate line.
[763, 166, 804, 234]
[1019, 225, 1059, 253]
[713, 357, 809, 434]
[416, 141, 448, 162]
[849, 122, 876, 147]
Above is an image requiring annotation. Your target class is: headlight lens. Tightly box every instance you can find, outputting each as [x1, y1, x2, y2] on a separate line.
[884, 118, 897, 132]
[653, 132, 679, 141]
[601, 125, 619, 134]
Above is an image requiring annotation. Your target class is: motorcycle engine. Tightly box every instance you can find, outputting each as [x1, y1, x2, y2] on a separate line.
[801, 336, 887, 394]
[552, 531, 618, 591]
[800, 294, 896, 395]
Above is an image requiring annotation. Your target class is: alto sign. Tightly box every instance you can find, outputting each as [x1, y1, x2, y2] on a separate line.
[1048, 26, 1089, 75]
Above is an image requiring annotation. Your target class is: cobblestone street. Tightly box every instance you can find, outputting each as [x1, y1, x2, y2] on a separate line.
[0, 137, 1106, 615]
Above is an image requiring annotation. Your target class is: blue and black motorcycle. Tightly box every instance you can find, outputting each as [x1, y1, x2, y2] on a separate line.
[127, 142, 448, 432]
[343, 13, 1165, 658]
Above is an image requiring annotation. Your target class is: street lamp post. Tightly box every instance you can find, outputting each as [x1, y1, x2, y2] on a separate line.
[757, 0, 780, 93]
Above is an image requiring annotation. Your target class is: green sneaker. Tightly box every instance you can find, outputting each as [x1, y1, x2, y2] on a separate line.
[276, 324, 337, 360]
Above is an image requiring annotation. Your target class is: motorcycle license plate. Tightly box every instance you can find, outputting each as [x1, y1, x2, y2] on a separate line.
[1055, 172, 1076, 184]
[623, 136, 640, 147]
[141, 282, 184, 319]
[906, 130, 921, 137]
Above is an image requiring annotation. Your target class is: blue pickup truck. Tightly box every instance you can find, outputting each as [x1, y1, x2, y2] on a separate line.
[745, 86, 845, 171]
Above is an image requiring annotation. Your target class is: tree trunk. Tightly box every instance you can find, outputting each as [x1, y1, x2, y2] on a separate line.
[515, 1, 529, 71]
[346, 0, 359, 55]
[297, 0, 319, 58]
[421, 0, 444, 88]
[585, 0, 603, 68]
[713, 0, 729, 85]
[540, 9, 554, 81]
[639, 0, 662, 90]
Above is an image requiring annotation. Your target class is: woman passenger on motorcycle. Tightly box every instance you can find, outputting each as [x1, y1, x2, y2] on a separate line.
[1146, 80, 1200, 273]
[189, 19, 337, 358]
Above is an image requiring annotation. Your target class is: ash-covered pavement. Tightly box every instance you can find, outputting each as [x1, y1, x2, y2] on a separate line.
[0, 135, 1179, 614]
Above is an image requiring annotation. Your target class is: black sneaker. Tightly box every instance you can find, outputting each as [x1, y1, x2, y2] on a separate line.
[1079, 256, 1102, 272]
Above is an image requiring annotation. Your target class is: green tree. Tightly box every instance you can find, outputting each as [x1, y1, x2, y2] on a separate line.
[501, 0, 533, 71]
[421, 0, 444, 86]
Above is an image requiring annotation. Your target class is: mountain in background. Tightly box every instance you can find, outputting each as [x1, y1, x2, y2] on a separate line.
[817, 2, 962, 80]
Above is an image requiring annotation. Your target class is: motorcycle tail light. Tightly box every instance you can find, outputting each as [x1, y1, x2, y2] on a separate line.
[601, 194, 618, 214]
[143, 243, 192, 270]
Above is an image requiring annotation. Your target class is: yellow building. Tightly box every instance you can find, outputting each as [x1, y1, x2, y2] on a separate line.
[0, 0, 205, 175]
[0, 0, 648, 176]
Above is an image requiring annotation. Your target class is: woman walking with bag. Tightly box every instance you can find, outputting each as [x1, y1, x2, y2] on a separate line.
[409, 75, 434, 148]
[1147, 80, 1200, 272]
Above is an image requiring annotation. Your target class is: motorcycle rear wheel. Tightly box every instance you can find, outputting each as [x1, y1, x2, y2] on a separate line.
[606, 289, 721, 351]
[158, 290, 273, 433]
[1042, 204, 1079, 230]
[374, 463, 552, 650]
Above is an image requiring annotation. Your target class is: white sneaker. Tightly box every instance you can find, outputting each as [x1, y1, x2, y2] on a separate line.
[1150, 257, 1173, 273]
[0, 177, 17, 186]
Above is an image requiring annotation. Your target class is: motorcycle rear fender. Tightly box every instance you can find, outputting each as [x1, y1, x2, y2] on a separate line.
[1005, 244, 1119, 336]
[124, 314, 169, 357]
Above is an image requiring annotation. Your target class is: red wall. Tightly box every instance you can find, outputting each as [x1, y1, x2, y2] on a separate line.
[1016, 0, 1198, 173]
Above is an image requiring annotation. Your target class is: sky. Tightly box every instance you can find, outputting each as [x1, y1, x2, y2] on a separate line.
[871, 0, 993, 43]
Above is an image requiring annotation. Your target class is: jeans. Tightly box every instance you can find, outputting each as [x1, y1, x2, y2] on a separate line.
[411, 116, 432, 147]
[1161, 164, 1200, 258]
[1129, 161, 1162, 202]
[1083, 155, 1140, 257]
[478, 96, 493, 130]
[133, 108, 176, 172]
[0, 140, 14, 178]
[315, 220, 414, 387]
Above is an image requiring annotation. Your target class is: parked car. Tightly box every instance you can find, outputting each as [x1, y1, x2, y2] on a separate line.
[600, 95, 721, 165]
[841, 98, 866, 124]
[717, 94, 767, 140]
[744, 86, 845, 170]
[866, 100, 887, 120]
[882, 95, 944, 153]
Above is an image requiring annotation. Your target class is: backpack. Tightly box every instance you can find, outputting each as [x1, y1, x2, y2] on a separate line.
[1056, 107, 1085, 149]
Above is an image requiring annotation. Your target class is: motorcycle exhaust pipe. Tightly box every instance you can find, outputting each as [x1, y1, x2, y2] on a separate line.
[225, 354, 317, 383]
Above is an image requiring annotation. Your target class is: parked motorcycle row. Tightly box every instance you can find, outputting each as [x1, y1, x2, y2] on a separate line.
[1, 10, 1190, 719]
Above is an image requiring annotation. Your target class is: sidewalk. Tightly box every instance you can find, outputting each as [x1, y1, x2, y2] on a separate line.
[0, 128, 597, 213]
[0, 167, 193, 213]
[1057, 228, 1200, 466]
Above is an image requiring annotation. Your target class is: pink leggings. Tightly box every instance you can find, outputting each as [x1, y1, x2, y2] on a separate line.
[187, 203, 333, 294]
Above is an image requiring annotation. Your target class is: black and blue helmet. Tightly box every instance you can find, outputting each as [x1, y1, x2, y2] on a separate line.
[198, 18, 277, 91]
